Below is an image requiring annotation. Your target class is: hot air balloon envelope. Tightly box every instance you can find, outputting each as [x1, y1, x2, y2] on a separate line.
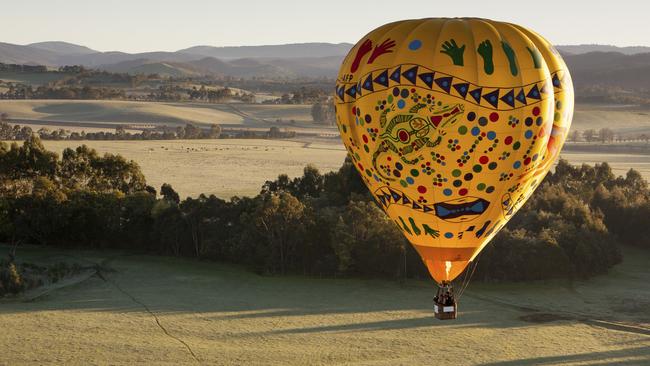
[335, 18, 574, 283]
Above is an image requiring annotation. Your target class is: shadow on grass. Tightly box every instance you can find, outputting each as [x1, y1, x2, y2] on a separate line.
[1, 245, 644, 336]
[239, 315, 457, 336]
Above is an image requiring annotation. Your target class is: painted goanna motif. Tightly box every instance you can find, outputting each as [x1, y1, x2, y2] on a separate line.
[372, 102, 465, 181]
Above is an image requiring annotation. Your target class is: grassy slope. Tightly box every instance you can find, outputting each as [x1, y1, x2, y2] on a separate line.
[571, 105, 650, 136]
[235, 104, 313, 123]
[0, 100, 245, 126]
[0, 245, 647, 365]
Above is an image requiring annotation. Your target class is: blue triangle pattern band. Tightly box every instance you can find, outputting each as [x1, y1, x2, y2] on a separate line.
[336, 64, 565, 111]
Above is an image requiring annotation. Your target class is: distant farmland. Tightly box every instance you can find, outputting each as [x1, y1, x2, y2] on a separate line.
[2, 99, 649, 197]
[0, 100, 245, 126]
[572, 104, 650, 137]
[1, 100, 649, 136]
[41, 139, 348, 198]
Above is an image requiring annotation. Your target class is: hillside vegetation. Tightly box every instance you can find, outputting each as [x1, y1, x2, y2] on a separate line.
[1, 137, 648, 285]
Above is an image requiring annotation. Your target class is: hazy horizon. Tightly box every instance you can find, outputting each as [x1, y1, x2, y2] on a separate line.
[8, 40, 650, 55]
[4, 0, 649, 53]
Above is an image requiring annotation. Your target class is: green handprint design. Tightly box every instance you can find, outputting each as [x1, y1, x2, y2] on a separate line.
[408, 217, 421, 235]
[477, 40, 494, 75]
[398, 217, 412, 235]
[440, 39, 465, 66]
[501, 41, 518, 76]
[422, 224, 440, 238]
[526, 46, 543, 69]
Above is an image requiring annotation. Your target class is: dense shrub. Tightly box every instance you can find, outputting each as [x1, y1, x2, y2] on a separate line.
[0, 260, 24, 295]
[0, 260, 83, 296]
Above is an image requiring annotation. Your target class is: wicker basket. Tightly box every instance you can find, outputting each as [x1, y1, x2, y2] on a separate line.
[433, 302, 457, 320]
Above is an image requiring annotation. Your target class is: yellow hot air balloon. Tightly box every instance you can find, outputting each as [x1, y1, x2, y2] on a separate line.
[335, 18, 573, 291]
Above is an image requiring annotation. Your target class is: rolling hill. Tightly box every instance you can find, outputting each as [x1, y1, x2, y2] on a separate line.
[99, 57, 294, 78]
[178, 42, 352, 59]
[0, 42, 61, 65]
[55, 51, 201, 68]
[99, 59, 206, 77]
[27, 41, 98, 55]
[564, 52, 650, 89]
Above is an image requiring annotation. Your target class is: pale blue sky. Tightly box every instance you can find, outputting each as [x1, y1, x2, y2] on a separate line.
[4, 0, 647, 53]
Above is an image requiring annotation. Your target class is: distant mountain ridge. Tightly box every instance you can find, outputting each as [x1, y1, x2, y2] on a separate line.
[556, 44, 650, 56]
[563, 52, 650, 89]
[0, 41, 354, 68]
[3, 41, 650, 66]
[0, 41, 354, 78]
[1, 41, 650, 83]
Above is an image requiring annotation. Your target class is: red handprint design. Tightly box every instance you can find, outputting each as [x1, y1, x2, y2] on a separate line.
[350, 39, 373, 73]
[368, 39, 396, 64]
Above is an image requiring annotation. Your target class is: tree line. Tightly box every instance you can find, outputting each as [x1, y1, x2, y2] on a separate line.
[0, 64, 48, 73]
[0, 63, 157, 87]
[274, 87, 330, 105]
[0, 121, 222, 141]
[574, 85, 650, 107]
[0, 84, 127, 100]
[1, 137, 647, 282]
[0, 121, 300, 141]
[0, 83, 256, 104]
[566, 128, 650, 144]
[147, 85, 254, 103]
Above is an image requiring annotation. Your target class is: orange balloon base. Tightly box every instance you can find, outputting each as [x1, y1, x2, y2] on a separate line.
[413, 244, 473, 283]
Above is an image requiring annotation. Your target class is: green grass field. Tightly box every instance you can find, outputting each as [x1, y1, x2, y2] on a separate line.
[0, 244, 648, 365]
